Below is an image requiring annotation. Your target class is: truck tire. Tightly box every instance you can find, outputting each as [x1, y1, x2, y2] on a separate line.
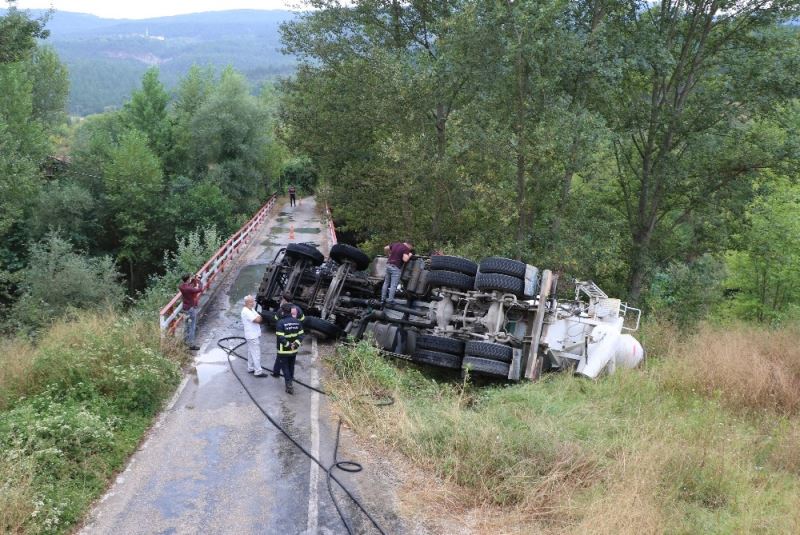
[464, 341, 513, 363]
[412, 349, 462, 369]
[427, 270, 474, 291]
[462, 356, 510, 378]
[303, 316, 342, 339]
[475, 272, 524, 295]
[286, 243, 324, 266]
[330, 243, 370, 271]
[430, 255, 478, 276]
[479, 257, 527, 278]
[417, 334, 464, 355]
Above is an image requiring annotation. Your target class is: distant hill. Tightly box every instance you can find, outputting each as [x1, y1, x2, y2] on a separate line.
[2, 9, 298, 115]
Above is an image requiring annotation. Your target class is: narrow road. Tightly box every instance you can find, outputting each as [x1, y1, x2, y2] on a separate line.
[80, 196, 408, 535]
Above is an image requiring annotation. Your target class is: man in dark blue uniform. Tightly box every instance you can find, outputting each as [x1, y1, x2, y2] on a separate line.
[274, 302, 304, 394]
[272, 292, 305, 323]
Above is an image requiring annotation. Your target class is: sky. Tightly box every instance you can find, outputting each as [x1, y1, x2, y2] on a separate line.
[11, 1, 300, 19]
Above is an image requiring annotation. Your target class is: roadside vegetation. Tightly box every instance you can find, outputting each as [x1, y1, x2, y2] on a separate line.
[328, 326, 800, 534]
[0, 312, 183, 534]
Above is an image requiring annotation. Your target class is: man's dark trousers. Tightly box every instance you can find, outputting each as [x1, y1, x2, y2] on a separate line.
[275, 354, 296, 386]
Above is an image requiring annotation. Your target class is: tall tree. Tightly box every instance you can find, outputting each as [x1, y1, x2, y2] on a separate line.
[609, 1, 800, 301]
[103, 130, 165, 289]
[122, 67, 171, 160]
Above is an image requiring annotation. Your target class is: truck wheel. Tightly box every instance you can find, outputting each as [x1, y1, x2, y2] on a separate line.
[303, 316, 342, 339]
[430, 255, 478, 276]
[412, 349, 462, 369]
[330, 243, 370, 271]
[286, 243, 324, 266]
[462, 356, 510, 378]
[417, 334, 464, 355]
[427, 270, 474, 291]
[464, 341, 513, 363]
[475, 272, 524, 295]
[479, 257, 527, 278]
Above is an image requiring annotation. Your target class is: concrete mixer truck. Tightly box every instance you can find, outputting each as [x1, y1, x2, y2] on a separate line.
[256, 243, 644, 381]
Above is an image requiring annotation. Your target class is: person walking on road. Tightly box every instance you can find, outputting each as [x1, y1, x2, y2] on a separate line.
[288, 184, 297, 207]
[179, 273, 204, 350]
[273, 302, 304, 394]
[241, 295, 267, 377]
[381, 240, 413, 303]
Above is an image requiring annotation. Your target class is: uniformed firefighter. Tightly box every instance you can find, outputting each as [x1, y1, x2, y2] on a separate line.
[273, 302, 304, 394]
[272, 292, 305, 323]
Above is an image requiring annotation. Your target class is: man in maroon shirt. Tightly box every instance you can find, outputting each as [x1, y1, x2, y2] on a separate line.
[179, 273, 204, 350]
[381, 240, 413, 303]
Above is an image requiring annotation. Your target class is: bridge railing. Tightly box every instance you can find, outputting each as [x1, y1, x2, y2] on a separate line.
[325, 202, 338, 245]
[159, 193, 278, 334]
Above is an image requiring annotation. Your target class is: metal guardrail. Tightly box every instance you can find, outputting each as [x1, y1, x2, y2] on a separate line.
[325, 202, 338, 245]
[159, 193, 278, 334]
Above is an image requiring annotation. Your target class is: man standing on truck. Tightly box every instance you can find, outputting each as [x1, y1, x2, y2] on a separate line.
[274, 302, 304, 394]
[381, 240, 413, 303]
[179, 273, 204, 350]
[288, 184, 297, 207]
[241, 295, 267, 377]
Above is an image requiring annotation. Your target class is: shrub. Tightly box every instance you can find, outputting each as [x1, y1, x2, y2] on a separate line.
[7, 233, 123, 335]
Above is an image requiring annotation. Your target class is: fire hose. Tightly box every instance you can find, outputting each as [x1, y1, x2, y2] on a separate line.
[217, 336, 389, 535]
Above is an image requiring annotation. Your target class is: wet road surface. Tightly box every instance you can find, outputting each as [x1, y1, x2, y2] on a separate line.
[80, 196, 407, 535]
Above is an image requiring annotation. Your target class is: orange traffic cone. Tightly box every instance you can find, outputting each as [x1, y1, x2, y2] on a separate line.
[289, 224, 295, 241]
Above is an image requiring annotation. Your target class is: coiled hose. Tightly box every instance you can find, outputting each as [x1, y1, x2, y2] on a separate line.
[217, 336, 388, 535]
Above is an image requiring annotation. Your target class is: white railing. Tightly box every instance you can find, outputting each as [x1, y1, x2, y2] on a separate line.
[159, 193, 278, 334]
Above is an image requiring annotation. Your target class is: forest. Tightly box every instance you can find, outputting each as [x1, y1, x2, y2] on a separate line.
[2, 1, 800, 533]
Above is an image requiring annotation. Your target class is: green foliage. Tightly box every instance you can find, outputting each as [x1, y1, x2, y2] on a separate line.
[28, 45, 69, 127]
[0, 5, 49, 64]
[722, 177, 800, 324]
[0, 312, 180, 534]
[103, 130, 165, 286]
[135, 225, 222, 314]
[281, 0, 800, 308]
[121, 67, 171, 158]
[7, 233, 123, 334]
[28, 180, 98, 249]
[279, 156, 317, 193]
[189, 67, 271, 212]
[647, 254, 726, 328]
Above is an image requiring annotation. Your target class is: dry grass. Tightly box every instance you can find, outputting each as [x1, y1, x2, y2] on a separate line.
[0, 337, 36, 409]
[0, 456, 36, 534]
[663, 323, 800, 414]
[328, 332, 800, 535]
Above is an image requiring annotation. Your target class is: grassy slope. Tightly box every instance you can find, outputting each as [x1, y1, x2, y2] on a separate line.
[327, 324, 800, 534]
[0, 313, 183, 534]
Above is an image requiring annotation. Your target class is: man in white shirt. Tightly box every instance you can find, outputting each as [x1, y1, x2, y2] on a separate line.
[241, 295, 267, 377]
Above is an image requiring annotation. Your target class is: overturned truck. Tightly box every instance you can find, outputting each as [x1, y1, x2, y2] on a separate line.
[256, 242, 644, 381]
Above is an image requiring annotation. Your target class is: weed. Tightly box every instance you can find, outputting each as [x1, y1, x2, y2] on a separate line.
[327, 330, 800, 534]
[0, 311, 180, 534]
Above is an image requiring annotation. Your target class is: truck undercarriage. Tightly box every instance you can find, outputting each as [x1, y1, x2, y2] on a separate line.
[256, 243, 644, 381]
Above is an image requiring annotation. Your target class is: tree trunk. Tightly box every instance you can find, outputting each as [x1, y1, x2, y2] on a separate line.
[430, 102, 447, 238]
[514, 42, 529, 253]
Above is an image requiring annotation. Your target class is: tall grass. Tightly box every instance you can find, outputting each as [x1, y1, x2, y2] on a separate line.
[662, 322, 800, 413]
[0, 311, 182, 534]
[327, 326, 800, 534]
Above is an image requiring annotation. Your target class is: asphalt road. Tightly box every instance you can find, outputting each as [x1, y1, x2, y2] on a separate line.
[79, 197, 407, 535]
